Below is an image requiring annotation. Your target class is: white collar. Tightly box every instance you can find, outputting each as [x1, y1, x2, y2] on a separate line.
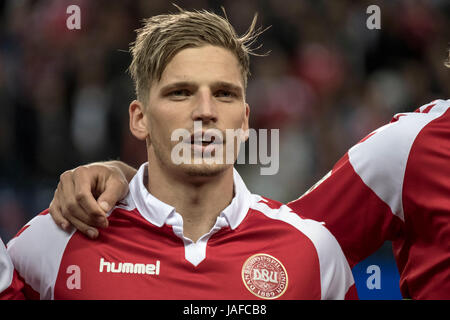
[128, 163, 253, 230]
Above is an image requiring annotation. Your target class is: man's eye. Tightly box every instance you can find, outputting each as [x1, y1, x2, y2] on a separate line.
[168, 89, 191, 98]
[215, 90, 236, 99]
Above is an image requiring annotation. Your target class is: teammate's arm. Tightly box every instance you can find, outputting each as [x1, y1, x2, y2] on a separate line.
[288, 99, 450, 268]
[49, 161, 134, 238]
[288, 149, 405, 267]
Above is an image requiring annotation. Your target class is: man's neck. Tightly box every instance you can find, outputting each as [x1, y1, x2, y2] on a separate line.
[146, 161, 234, 243]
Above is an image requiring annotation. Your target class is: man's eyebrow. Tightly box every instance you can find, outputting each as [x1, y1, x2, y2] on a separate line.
[159, 81, 243, 94]
[212, 81, 243, 94]
[159, 81, 195, 92]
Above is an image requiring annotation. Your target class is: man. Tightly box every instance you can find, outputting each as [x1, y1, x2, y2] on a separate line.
[0, 9, 355, 299]
[46, 55, 450, 298]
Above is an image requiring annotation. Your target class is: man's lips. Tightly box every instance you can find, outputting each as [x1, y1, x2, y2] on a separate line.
[189, 131, 224, 145]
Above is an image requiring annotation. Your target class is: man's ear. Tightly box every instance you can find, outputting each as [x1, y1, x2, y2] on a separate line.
[242, 103, 250, 142]
[129, 100, 148, 141]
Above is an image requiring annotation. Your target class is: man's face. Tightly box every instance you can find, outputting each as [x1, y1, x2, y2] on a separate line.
[141, 45, 249, 178]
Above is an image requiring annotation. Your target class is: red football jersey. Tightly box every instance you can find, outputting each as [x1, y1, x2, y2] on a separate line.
[288, 99, 450, 299]
[3, 165, 355, 300]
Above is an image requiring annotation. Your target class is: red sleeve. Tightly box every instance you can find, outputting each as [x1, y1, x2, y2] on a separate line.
[288, 99, 450, 300]
[393, 103, 450, 299]
[344, 283, 358, 300]
[0, 270, 26, 300]
[287, 152, 404, 267]
[0, 238, 25, 300]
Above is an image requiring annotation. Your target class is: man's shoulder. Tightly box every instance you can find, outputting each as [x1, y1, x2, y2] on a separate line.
[350, 99, 450, 157]
[248, 195, 339, 249]
[248, 195, 353, 298]
[7, 209, 76, 268]
[7, 209, 73, 249]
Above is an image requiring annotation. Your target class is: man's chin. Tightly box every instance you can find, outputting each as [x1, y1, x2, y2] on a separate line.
[177, 162, 231, 177]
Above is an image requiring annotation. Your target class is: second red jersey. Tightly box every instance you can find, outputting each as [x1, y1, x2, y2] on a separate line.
[288, 99, 450, 299]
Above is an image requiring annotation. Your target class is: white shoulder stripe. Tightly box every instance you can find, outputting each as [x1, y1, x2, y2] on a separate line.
[417, 99, 450, 113]
[7, 214, 75, 299]
[251, 197, 354, 299]
[348, 99, 450, 221]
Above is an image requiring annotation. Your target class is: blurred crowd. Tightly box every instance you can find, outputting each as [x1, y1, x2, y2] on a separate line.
[0, 0, 449, 242]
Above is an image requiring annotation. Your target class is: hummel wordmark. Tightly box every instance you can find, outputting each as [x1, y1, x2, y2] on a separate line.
[99, 258, 160, 275]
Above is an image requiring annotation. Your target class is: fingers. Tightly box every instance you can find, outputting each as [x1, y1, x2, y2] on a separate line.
[50, 173, 78, 231]
[48, 163, 129, 238]
[62, 213, 100, 239]
[77, 194, 109, 229]
[63, 168, 108, 229]
[49, 198, 71, 231]
[49, 168, 106, 238]
[72, 167, 109, 228]
[49, 181, 100, 239]
[60, 180, 104, 235]
[96, 171, 129, 214]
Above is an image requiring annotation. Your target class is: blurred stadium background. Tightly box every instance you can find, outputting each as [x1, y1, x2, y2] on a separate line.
[0, 0, 449, 299]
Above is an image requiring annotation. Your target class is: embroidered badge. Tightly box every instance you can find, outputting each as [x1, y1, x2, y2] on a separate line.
[242, 253, 288, 299]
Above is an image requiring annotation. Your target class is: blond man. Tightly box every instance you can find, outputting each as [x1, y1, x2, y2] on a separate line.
[1, 9, 355, 300]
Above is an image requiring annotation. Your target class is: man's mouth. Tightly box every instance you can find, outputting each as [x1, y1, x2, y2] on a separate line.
[189, 131, 224, 145]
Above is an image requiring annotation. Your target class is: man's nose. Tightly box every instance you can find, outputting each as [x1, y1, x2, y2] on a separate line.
[192, 90, 218, 123]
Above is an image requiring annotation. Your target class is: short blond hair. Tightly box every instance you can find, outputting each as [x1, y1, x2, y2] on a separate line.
[129, 8, 265, 105]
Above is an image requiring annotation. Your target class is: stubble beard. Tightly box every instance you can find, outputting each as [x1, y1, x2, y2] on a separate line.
[151, 135, 232, 178]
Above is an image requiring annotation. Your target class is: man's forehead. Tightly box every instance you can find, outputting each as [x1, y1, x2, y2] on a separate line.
[157, 46, 244, 88]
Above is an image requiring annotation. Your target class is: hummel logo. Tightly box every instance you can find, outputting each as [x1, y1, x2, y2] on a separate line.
[99, 258, 160, 275]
